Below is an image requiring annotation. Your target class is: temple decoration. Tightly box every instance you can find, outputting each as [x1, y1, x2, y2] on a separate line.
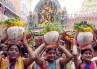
[33, 0, 67, 28]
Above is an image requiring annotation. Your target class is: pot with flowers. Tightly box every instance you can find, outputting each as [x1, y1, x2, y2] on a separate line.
[4, 19, 26, 43]
[39, 22, 64, 48]
[73, 21, 95, 50]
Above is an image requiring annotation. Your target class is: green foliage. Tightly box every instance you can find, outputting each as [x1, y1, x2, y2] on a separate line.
[73, 21, 95, 32]
[38, 22, 64, 35]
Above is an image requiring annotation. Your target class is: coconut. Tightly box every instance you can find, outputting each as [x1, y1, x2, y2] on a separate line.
[77, 32, 93, 46]
[44, 31, 59, 44]
[7, 26, 25, 40]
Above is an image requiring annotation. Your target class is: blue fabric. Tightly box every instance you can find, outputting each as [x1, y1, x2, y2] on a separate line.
[10, 62, 15, 69]
[48, 61, 56, 69]
[85, 63, 90, 69]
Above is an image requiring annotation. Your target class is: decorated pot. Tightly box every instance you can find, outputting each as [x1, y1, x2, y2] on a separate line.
[44, 31, 59, 44]
[7, 26, 25, 40]
[77, 32, 93, 46]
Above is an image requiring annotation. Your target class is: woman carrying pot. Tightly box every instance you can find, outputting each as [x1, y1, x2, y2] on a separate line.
[73, 21, 97, 69]
[33, 31, 72, 69]
[0, 33, 35, 69]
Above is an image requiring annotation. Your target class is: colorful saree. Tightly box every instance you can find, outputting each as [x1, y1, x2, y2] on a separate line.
[42, 61, 56, 69]
[0, 57, 24, 69]
[79, 61, 97, 69]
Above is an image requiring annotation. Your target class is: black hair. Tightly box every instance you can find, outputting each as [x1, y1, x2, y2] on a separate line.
[46, 48, 56, 54]
[7, 44, 21, 52]
[81, 49, 92, 55]
[20, 45, 28, 57]
[93, 46, 97, 51]
[0, 44, 3, 50]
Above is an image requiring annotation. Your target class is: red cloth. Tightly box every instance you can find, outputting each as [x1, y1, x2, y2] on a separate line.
[42, 63, 47, 69]
[46, 44, 57, 49]
[80, 44, 92, 50]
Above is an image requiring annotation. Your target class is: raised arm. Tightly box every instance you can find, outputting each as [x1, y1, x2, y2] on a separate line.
[34, 43, 46, 67]
[23, 33, 35, 66]
[72, 33, 80, 69]
[58, 44, 72, 64]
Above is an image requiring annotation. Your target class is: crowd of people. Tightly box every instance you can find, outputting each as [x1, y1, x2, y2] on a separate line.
[0, 21, 97, 69]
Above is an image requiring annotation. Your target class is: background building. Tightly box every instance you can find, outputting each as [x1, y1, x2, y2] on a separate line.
[0, 0, 19, 18]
